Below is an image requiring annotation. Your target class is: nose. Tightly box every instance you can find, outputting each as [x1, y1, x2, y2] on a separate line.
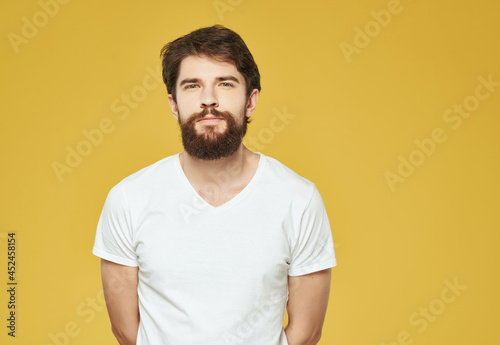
[200, 85, 218, 108]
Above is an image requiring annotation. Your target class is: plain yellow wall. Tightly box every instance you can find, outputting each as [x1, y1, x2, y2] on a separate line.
[1, 0, 499, 344]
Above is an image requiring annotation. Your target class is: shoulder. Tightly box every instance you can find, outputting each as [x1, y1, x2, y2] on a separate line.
[111, 153, 179, 195]
[259, 153, 317, 201]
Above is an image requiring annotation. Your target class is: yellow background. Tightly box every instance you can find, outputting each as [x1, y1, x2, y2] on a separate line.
[1, 0, 499, 344]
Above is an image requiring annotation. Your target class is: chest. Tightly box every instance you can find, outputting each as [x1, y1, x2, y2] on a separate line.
[134, 206, 293, 292]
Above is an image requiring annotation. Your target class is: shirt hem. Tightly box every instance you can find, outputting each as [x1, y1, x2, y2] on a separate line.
[288, 257, 337, 276]
[92, 247, 139, 267]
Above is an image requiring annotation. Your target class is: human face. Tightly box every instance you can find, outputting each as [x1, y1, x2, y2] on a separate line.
[168, 55, 259, 159]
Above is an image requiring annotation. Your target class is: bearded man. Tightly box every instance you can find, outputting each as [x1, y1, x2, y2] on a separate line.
[93, 24, 337, 345]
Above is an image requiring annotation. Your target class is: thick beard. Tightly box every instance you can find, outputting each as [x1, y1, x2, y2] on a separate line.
[178, 106, 248, 160]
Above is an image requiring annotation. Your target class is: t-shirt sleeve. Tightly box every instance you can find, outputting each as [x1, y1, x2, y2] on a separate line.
[92, 182, 138, 267]
[288, 185, 337, 276]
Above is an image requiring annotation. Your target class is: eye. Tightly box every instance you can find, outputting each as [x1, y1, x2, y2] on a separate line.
[184, 84, 198, 89]
[220, 82, 233, 87]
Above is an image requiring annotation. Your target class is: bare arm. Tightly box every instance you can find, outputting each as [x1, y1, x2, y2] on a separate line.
[285, 268, 332, 345]
[101, 259, 140, 345]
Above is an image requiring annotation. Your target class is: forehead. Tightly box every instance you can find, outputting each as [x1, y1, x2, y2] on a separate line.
[177, 55, 243, 83]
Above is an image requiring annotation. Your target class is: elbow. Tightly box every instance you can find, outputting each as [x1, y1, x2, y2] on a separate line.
[311, 331, 322, 344]
[111, 326, 137, 345]
[285, 325, 322, 345]
[304, 331, 322, 345]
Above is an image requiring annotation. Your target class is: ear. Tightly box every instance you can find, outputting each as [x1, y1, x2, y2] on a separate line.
[168, 94, 179, 121]
[245, 89, 259, 119]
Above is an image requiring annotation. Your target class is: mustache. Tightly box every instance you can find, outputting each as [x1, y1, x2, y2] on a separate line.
[192, 106, 231, 121]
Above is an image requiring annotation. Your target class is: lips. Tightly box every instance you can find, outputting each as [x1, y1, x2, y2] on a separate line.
[197, 115, 224, 122]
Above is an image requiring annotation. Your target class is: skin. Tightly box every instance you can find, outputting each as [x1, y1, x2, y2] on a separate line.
[101, 259, 139, 345]
[101, 54, 332, 345]
[285, 268, 332, 344]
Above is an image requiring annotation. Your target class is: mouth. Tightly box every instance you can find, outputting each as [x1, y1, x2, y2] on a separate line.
[197, 115, 225, 123]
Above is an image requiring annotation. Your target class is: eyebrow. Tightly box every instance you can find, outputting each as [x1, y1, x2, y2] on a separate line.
[216, 76, 240, 84]
[179, 76, 240, 87]
[179, 78, 200, 87]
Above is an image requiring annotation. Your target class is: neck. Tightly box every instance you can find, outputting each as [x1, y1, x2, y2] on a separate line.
[179, 144, 254, 186]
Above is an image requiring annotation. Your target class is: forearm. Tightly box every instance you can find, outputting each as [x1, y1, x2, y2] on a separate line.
[101, 260, 140, 345]
[285, 269, 331, 345]
[284, 323, 321, 345]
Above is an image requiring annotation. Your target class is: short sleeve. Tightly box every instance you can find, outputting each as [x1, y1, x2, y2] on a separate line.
[288, 185, 337, 276]
[92, 182, 138, 267]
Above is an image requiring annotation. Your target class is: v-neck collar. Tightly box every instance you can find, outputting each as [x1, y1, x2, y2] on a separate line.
[174, 152, 265, 210]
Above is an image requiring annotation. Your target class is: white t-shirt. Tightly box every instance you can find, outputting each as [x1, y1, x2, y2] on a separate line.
[93, 152, 337, 345]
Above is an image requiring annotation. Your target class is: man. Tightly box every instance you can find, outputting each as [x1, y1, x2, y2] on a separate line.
[93, 25, 337, 345]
